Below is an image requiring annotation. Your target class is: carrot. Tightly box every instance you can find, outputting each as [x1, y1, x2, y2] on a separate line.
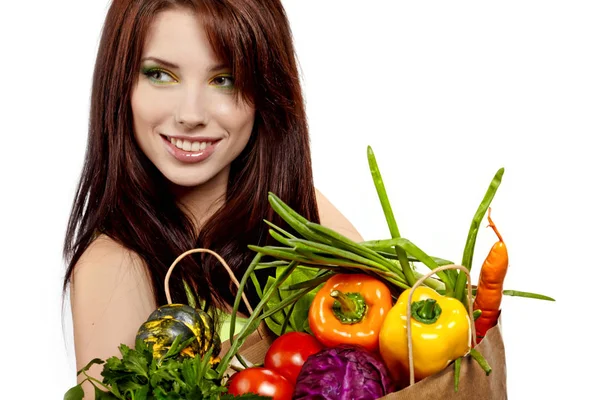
[472, 208, 508, 344]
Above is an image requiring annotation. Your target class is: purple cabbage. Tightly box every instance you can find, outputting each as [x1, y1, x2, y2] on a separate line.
[293, 345, 395, 400]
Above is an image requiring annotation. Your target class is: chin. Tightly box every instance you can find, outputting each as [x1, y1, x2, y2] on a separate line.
[159, 166, 218, 188]
[165, 173, 212, 188]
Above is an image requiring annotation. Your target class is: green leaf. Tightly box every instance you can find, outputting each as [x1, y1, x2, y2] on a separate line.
[302, 318, 313, 335]
[181, 357, 197, 389]
[280, 272, 332, 291]
[264, 276, 284, 325]
[120, 382, 147, 393]
[197, 346, 214, 382]
[95, 386, 120, 399]
[161, 334, 196, 360]
[131, 385, 150, 400]
[183, 279, 197, 309]
[269, 265, 321, 333]
[123, 349, 149, 378]
[63, 384, 84, 400]
[76, 358, 104, 375]
[150, 366, 175, 388]
[264, 315, 283, 335]
[204, 368, 218, 380]
[291, 292, 316, 333]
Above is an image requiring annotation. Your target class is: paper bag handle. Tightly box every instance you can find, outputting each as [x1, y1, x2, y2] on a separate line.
[406, 264, 477, 386]
[164, 248, 265, 341]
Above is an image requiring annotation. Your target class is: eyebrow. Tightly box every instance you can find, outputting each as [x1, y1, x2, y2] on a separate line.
[141, 56, 229, 72]
[141, 56, 179, 69]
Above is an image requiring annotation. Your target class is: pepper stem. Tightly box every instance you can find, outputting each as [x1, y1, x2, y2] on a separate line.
[330, 290, 367, 324]
[411, 298, 442, 324]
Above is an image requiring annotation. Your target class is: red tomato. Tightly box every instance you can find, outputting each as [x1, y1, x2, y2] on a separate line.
[264, 331, 323, 384]
[227, 367, 293, 400]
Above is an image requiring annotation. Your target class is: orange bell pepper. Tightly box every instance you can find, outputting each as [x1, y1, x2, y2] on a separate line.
[308, 273, 392, 352]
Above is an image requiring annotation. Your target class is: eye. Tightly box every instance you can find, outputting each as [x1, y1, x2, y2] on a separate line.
[142, 68, 178, 84]
[211, 75, 234, 88]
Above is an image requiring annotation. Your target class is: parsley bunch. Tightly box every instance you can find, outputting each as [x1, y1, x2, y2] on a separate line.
[64, 335, 267, 400]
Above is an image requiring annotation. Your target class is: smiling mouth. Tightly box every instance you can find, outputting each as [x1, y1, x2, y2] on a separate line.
[161, 135, 220, 152]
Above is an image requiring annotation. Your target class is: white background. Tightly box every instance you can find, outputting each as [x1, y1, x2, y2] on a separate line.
[1, 1, 598, 398]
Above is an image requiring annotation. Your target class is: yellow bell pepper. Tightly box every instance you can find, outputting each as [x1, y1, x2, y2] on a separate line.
[378, 286, 471, 385]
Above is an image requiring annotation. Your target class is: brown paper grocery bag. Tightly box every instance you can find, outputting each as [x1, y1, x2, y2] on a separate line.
[217, 260, 507, 399]
[380, 264, 508, 399]
[379, 321, 507, 399]
[228, 321, 506, 399]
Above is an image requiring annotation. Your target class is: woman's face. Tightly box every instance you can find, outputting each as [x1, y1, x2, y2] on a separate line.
[131, 8, 255, 188]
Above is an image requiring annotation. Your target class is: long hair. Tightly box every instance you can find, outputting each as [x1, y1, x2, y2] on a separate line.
[63, 0, 319, 311]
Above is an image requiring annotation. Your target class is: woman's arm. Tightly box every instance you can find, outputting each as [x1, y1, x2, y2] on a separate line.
[70, 235, 156, 399]
[315, 188, 364, 242]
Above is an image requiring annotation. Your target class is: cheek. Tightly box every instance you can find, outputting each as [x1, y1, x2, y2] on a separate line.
[131, 84, 171, 133]
[214, 101, 256, 138]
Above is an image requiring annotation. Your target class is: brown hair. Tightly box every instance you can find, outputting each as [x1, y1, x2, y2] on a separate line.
[63, 0, 319, 311]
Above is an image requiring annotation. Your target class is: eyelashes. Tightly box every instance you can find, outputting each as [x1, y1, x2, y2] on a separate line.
[210, 75, 235, 89]
[141, 67, 178, 85]
[140, 66, 235, 90]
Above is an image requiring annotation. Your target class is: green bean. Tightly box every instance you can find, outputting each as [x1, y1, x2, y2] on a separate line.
[454, 168, 504, 302]
[304, 221, 405, 277]
[367, 146, 416, 286]
[281, 271, 333, 291]
[412, 271, 446, 292]
[268, 229, 296, 248]
[248, 245, 313, 264]
[217, 260, 299, 377]
[454, 358, 462, 392]
[268, 193, 410, 282]
[469, 348, 492, 376]
[250, 274, 263, 298]
[268, 193, 332, 244]
[502, 290, 555, 301]
[288, 238, 391, 272]
[260, 285, 316, 321]
[359, 236, 453, 292]
[279, 301, 297, 335]
[229, 253, 262, 343]
[263, 219, 297, 239]
[253, 260, 290, 270]
[293, 246, 395, 274]
[227, 253, 262, 369]
[361, 240, 455, 265]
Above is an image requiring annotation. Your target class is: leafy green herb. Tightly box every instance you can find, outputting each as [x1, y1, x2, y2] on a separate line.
[63, 336, 270, 400]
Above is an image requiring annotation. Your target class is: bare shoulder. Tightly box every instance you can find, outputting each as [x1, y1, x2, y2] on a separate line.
[71, 234, 155, 304]
[315, 188, 364, 242]
[70, 234, 156, 396]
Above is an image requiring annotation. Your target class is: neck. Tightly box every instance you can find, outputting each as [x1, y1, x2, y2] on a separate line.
[172, 167, 230, 234]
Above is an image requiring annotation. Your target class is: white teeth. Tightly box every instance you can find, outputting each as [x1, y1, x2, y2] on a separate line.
[169, 136, 211, 152]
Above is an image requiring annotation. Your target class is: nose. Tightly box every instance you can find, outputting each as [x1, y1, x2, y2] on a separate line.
[175, 87, 209, 129]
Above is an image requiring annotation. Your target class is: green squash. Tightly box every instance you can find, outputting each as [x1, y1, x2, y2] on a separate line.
[136, 304, 218, 359]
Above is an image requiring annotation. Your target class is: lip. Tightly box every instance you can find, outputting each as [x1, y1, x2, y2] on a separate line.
[165, 134, 221, 142]
[161, 135, 221, 164]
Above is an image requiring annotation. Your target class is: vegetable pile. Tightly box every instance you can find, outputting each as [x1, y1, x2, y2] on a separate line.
[65, 146, 555, 400]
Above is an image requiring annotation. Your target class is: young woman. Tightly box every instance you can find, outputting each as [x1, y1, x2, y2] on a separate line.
[63, 0, 361, 396]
